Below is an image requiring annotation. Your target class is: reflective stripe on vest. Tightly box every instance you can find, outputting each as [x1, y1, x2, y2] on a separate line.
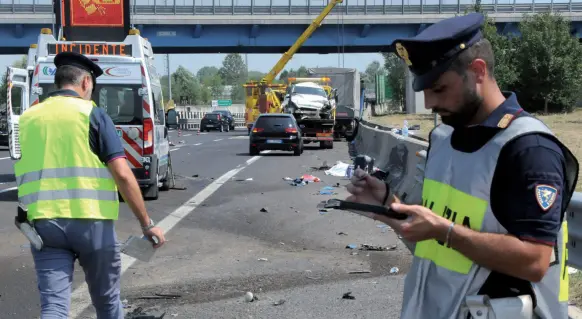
[399, 115, 577, 319]
[14, 96, 119, 221]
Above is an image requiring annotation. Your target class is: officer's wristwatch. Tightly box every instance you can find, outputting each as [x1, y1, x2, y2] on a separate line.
[142, 218, 155, 232]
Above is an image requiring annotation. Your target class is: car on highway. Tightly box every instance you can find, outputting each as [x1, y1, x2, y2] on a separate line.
[211, 110, 236, 131]
[249, 113, 303, 156]
[200, 112, 229, 132]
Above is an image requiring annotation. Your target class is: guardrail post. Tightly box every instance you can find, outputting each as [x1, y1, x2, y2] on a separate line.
[154, 0, 157, 14]
[494, 0, 497, 12]
[457, 0, 460, 14]
[530, 0, 533, 13]
[212, 0, 215, 14]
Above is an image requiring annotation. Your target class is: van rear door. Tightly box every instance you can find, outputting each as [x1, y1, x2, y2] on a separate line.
[5, 67, 30, 160]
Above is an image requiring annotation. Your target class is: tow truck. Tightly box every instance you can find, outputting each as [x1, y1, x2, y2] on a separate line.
[282, 77, 337, 149]
[243, 0, 343, 138]
[5, 27, 172, 200]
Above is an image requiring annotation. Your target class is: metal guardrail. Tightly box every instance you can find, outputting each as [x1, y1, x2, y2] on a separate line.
[354, 118, 582, 271]
[2, 2, 582, 15]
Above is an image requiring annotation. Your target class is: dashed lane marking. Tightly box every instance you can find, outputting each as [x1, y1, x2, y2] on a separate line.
[69, 151, 270, 318]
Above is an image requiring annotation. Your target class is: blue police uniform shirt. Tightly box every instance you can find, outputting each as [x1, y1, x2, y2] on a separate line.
[437, 91, 567, 297]
[447, 92, 566, 245]
[47, 90, 126, 164]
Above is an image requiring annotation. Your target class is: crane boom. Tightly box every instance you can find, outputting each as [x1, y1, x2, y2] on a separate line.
[262, 0, 343, 84]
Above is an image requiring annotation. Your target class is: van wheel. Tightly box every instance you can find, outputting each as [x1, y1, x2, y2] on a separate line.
[143, 172, 159, 200]
[219, 125, 223, 132]
[225, 125, 230, 132]
[160, 174, 170, 191]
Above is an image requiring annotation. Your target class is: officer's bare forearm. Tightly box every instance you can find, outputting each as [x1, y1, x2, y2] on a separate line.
[445, 223, 552, 282]
[107, 158, 150, 227]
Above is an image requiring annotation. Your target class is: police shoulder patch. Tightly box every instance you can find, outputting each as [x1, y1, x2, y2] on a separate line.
[535, 184, 558, 211]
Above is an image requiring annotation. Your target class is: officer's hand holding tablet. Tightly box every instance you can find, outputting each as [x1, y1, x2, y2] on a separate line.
[343, 168, 453, 243]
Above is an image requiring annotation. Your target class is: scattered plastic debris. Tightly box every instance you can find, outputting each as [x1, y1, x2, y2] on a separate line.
[260, 208, 268, 213]
[349, 270, 371, 274]
[337, 232, 348, 236]
[235, 177, 253, 182]
[137, 293, 181, 300]
[319, 186, 336, 195]
[376, 224, 390, 233]
[569, 267, 578, 275]
[245, 291, 258, 302]
[302, 174, 321, 182]
[311, 161, 331, 171]
[390, 267, 399, 274]
[258, 258, 268, 262]
[342, 292, 355, 300]
[192, 174, 199, 178]
[346, 244, 396, 251]
[318, 209, 328, 215]
[178, 140, 185, 144]
[283, 177, 293, 181]
[273, 299, 286, 306]
[325, 161, 350, 177]
[125, 307, 166, 319]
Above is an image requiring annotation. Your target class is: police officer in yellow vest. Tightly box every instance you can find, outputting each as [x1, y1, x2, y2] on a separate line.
[346, 13, 579, 319]
[15, 51, 166, 318]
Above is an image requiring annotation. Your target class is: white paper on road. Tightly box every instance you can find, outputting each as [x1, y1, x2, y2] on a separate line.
[120, 235, 157, 262]
[325, 161, 350, 177]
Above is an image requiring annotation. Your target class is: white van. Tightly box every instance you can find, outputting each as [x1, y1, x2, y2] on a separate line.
[6, 28, 171, 200]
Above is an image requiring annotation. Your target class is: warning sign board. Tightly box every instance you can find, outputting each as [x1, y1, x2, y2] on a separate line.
[56, 0, 130, 42]
[70, 0, 125, 27]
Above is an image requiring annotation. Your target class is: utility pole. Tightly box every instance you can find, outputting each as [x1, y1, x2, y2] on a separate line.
[166, 54, 172, 101]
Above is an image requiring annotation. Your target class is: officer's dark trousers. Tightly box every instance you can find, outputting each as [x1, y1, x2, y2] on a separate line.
[30, 218, 123, 319]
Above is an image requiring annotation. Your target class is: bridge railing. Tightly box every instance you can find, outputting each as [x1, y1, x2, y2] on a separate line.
[1, 2, 581, 15]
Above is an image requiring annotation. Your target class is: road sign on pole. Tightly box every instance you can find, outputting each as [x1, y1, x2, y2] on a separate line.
[217, 100, 232, 107]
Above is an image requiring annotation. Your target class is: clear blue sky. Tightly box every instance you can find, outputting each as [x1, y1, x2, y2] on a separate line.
[0, 53, 384, 77]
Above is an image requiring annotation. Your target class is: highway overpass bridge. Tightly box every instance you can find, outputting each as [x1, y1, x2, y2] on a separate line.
[0, 1, 581, 54]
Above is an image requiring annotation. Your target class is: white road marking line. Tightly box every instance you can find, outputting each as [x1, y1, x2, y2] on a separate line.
[213, 139, 223, 142]
[194, 143, 202, 146]
[69, 151, 269, 318]
[0, 156, 10, 160]
[183, 134, 192, 137]
[0, 186, 17, 193]
[170, 149, 179, 152]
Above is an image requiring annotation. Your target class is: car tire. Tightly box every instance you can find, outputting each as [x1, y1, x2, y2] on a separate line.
[293, 147, 301, 156]
[219, 125, 223, 132]
[249, 145, 259, 156]
[225, 125, 230, 132]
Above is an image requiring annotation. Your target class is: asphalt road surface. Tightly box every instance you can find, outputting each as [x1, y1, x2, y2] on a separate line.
[0, 128, 412, 319]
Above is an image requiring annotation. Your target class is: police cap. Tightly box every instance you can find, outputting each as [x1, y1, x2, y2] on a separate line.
[391, 13, 486, 92]
[54, 52, 103, 79]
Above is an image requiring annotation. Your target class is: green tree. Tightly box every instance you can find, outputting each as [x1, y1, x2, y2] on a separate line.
[171, 66, 200, 105]
[247, 70, 266, 81]
[219, 53, 247, 85]
[199, 86, 212, 104]
[514, 13, 582, 113]
[197, 66, 219, 83]
[382, 53, 406, 109]
[231, 85, 246, 103]
[203, 74, 224, 99]
[279, 70, 289, 82]
[467, 3, 519, 90]
[364, 60, 383, 89]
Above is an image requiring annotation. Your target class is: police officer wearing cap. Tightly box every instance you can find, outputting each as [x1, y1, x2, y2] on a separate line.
[15, 51, 166, 318]
[346, 13, 579, 319]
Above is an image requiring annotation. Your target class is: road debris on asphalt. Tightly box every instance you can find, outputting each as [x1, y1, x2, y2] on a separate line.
[260, 208, 268, 213]
[125, 307, 166, 319]
[325, 161, 350, 177]
[258, 258, 268, 262]
[390, 267, 399, 274]
[337, 232, 348, 236]
[137, 293, 182, 300]
[235, 177, 253, 182]
[345, 244, 396, 251]
[349, 270, 371, 274]
[273, 299, 286, 306]
[310, 160, 331, 171]
[245, 291, 259, 302]
[319, 186, 336, 195]
[342, 292, 355, 300]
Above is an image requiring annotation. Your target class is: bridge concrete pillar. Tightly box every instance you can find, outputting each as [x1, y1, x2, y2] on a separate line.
[404, 66, 429, 114]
